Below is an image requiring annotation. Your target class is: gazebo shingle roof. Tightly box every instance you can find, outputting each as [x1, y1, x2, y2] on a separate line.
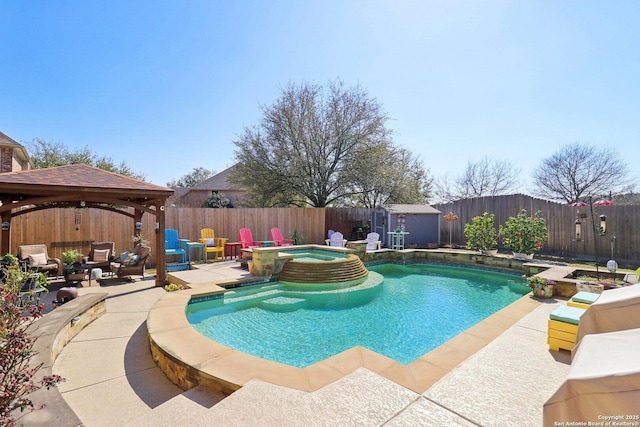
[0, 164, 172, 197]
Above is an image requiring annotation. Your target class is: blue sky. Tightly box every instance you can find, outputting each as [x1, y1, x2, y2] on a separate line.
[2, 1, 639, 193]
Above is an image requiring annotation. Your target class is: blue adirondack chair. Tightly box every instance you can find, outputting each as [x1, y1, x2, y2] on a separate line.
[165, 228, 187, 263]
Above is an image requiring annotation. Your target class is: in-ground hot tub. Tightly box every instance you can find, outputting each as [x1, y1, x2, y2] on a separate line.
[276, 246, 369, 288]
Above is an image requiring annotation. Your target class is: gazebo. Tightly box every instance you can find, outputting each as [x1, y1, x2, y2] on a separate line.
[0, 164, 173, 287]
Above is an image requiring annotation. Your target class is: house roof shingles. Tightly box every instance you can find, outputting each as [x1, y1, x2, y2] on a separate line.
[192, 164, 244, 191]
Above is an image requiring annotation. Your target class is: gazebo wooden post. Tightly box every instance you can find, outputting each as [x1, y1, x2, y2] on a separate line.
[0, 209, 10, 255]
[155, 204, 167, 287]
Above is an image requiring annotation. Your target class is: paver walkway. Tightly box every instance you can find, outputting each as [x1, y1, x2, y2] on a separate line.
[51, 263, 572, 426]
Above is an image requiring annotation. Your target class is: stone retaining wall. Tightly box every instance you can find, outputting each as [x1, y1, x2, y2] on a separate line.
[14, 293, 108, 427]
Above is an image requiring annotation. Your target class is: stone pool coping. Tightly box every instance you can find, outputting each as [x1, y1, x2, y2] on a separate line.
[148, 279, 543, 396]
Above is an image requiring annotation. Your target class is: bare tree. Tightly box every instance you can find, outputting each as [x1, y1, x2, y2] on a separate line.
[432, 157, 518, 203]
[532, 143, 632, 203]
[456, 157, 519, 198]
[230, 79, 393, 207]
[343, 143, 432, 208]
[431, 172, 458, 204]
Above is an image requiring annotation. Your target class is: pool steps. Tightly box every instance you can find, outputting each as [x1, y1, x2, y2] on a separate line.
[260, 296, 307, 312]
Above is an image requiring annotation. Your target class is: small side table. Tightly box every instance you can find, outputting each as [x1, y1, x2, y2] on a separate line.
[64, 266, 88, 286]
[224, 242, 242, 260]
[260, 240, 275, 247]
[185, 241, 206, 264]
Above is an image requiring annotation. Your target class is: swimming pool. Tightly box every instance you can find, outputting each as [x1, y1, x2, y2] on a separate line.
[186, 263, 528, 368]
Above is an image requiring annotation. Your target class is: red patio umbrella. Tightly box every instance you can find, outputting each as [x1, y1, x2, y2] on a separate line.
[592, 199, 614, 206]
[568, 201, 588, 207]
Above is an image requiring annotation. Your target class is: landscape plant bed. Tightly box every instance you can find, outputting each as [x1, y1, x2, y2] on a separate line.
[567, 269, 627, 286]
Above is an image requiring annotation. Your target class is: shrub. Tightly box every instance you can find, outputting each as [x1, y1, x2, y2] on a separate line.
[463, 212, 498, 251]
[1, 263, 63, 425]
[499, 209, 549, 254]
[164, 283, 184, 292]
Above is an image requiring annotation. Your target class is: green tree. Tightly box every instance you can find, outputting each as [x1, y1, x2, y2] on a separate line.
[26, 138, 145, 180]
[230, 79, 395, 207]
[167, 167, 216, 188]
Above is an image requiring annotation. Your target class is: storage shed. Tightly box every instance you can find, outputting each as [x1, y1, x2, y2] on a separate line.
[372, 204, 441, 249]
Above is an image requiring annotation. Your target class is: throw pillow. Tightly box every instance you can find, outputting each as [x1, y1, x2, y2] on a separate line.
[206, 238, 216, 247]
[126, 254, 140, 266]
[28, 252, 48, 266]
[122, 253, 137, 266]
[118, 250, 131, 262]
[93, 249, 110, 262]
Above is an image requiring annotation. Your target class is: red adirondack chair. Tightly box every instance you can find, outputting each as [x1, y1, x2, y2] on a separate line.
[270, 228, 293, 246]
[239, 228, 263, 249]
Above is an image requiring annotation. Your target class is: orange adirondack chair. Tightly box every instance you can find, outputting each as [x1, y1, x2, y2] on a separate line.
[270, 228, 293, 246]
[239, 228, 263, 249]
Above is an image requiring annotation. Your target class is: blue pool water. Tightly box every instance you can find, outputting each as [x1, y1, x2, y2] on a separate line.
[186, 263, 528, 368]
[279, 247, 348, 262]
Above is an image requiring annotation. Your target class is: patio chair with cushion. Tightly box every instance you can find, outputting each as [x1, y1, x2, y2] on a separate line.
[82, 241, 115, 277]
[165, 228, 187, 263]
[17, 244, 62, 277]
[199, 228, 227, 261]
[110, 243, 151, 280]
[270, 228, 293, 246]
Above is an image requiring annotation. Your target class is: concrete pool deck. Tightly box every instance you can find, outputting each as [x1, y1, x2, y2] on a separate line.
[48, 261, 572, 426]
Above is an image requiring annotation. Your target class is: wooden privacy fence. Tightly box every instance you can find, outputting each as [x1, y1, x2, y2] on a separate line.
[435, 194, 640, 265]
[5, 197, 639, 267]
[7, 207, 364, 266]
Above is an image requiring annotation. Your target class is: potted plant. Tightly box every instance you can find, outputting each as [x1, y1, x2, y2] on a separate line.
[62, 249, 84, 272]
[464, 212, 498, 255]
[1, 257, 48, 293]
[291, 228, 304, 245]
[499, 209, 549, 259]
[526, 276, 555, 298]
[1, 253, 19, 268]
